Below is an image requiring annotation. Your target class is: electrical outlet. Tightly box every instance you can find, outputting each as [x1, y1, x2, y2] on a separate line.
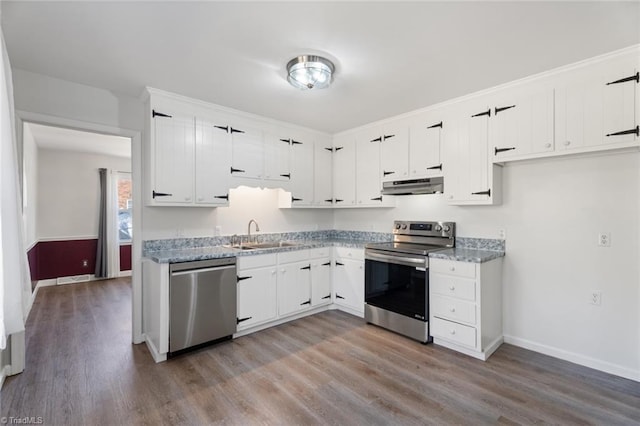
[598, 232, 610, 247]
[590, 291, 602, 306]
[82, 259, 88, 268]
[498, 228, 506, 239]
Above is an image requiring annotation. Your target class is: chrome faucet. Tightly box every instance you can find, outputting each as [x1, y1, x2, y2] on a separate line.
[247, 219, 260, 243]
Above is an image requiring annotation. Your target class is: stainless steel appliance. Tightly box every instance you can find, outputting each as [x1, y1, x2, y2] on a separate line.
[169, 257, 237, 355]
[364, 220, 455, 343]
[380, 176, 444, 195]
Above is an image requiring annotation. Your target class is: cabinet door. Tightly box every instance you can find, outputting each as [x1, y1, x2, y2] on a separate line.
[314, 137, 333, 206]
[311, 259, 332, 306]
[230, 122, 264, 179]
[332, 134, 356, 206]
[278, 261, 312, 316]
[289, 135, 314, 205]
[333, 259, 364, 313]
[195, 118, 231, 205]
[355, 128, 382, 205]
[152, 113, 195, 204]
[491, 88, 554, 160]
[602, 60, 638, 145]
[409, 114, 443, 178]
[380, 121, 409, 181]
[264, 133, 291, 182]
[237, 266, 278, 329]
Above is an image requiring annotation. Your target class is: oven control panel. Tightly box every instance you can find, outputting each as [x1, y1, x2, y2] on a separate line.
[393, 221, 455, 238]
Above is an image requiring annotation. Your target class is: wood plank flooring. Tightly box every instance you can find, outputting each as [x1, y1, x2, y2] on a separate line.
[2, 277, 639, 425]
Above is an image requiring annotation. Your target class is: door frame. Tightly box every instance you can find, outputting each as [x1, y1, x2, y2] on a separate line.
[16, 110, 144, 345]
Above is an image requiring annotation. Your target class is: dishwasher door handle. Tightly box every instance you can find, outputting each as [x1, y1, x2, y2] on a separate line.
[170, 264, 236, 276]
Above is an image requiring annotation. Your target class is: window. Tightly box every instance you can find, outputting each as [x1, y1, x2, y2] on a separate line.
[117, 175, 132, 243]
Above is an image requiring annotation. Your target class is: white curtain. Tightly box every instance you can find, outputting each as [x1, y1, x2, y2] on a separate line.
[1, 26, 31, 349]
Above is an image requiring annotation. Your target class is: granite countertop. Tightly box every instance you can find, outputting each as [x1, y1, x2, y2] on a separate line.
[145, 238, 373, 263]
[429, 247, 504, 263]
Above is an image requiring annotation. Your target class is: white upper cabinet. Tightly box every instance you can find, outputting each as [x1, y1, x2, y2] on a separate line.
[229, 120, 264, 180]
[150, 110, 195, 205]
[263, 131, 291, 183]
[313, 135, 333, 207]
[490, 85, 555, 161]
[288, 130, 315, 205]
[409, 112, 444, 178]
[195, 116, 231, 205]
[379, 121, 410, 181]
[444, 100, 502, 206]
[355, 127, 383, 205]
[332, 133, 357, 206]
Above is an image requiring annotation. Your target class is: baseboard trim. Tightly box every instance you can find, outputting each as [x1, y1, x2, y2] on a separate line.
[504, 335, 640, 382]
[118, 270, 132, 277]
[144, 334, 167, 363]
[0, 365, 10, 389]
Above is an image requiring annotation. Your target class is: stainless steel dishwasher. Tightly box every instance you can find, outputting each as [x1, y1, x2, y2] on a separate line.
[169, 257, 237, 355]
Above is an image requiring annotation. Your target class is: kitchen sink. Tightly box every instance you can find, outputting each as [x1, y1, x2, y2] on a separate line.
[229, 241, 299, 251]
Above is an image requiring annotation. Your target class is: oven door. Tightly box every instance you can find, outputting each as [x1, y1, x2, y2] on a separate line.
[364, 250, 428, 321]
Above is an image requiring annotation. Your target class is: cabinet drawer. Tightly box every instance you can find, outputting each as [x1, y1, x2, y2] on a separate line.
[238, 254, 277, 270]
[309, 247, 331, 259]
[431, 274, 476, 301]
[430, 259, 476, 278]
[431, 317, 477, 348]
[278, 249, 309, 264]
[334, 247, 364, 261]
[431, 295, 476, 325]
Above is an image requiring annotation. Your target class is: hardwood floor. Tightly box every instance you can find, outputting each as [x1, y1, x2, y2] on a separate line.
[2, 278, 639, 425]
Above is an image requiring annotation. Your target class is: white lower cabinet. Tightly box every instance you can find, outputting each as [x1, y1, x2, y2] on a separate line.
[429, 257, 503, 361]
[310, 248, 333, 306]
[237, 254, 278, 330]
[332, 247, 365, 316]
[277, 250, 312, 317]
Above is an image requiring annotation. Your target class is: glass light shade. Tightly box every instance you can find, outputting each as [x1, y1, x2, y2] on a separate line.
[287, 55, 335, 90]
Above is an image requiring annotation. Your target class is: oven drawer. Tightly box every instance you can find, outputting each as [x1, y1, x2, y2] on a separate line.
[431, 295, 476, 325]
[431, 274, 476, 301]
[430, 259, 476, 279]
[431, 317, 477, 348]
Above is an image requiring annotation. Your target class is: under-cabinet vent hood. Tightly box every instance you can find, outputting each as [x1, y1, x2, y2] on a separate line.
[381, 176, 444, 195]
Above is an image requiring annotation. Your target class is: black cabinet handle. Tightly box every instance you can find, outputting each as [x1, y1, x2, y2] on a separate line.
[214, 125, 229, 132]
[324, 147, 334, 152]
[230, 167, 245, 174]
[472, 189, 491, 196]
[495, 105, 516, 115]
[280, 173, 291, 179]
[427, 164, 442, 171]
[495, 147, 516, 155]
[324, 199, 334, 203]
[335, 199, 344, 203]
[370, 136, 382, 143]
[606, 72, 639, 85]
[291, 196, 302, 202]
[214, 194, 229, 200]
[291, 140, 303, 145]
[237, 275, 252, 282]
[152, 110, 172, 118]
[383, 171, 395, 176]
[321, 262, 331, 266]
[383, 134, 395, 140]
[300, 265, 311, 270]
[371, 196, 383, 202]
[606, 126, 639, 137]
[472, 109, 491, 118]
[335, 261, 344, 266]
[152, 190, 172, 198]
[321, 294, 331, 300]
[237, 317, 252, 324]
[336, 294, 345, 300]
[279, 138, 291, 144]
[427, 121, 443, 129]
[334, 147, 344, 152]
[300, 299, 311, 306]
[230, 127, 245, 134]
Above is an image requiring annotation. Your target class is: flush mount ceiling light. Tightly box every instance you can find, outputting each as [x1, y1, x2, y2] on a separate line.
[286, 55, 335, 90]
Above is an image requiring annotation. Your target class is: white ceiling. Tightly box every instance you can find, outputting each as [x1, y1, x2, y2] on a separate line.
[26, 122, 131, 158]
[2, 1, 640, 134]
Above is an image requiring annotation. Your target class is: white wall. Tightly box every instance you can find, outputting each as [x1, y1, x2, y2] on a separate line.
[142, 186, 334, 239]
[334, 150, 640, 378]
[22, 123, 37, 248]
[37, 149, 131, 240]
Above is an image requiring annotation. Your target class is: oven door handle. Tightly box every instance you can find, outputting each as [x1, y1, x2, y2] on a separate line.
[365, 251, 427, 268]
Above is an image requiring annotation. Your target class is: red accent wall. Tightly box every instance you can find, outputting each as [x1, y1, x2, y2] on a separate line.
[27, 239, 132, 281]
[120, 244, 132, 271]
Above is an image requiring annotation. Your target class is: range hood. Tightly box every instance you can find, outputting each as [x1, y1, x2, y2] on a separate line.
[381, 176, 444, 195]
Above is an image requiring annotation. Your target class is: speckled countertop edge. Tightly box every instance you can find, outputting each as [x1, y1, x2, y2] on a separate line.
[429, 248, 505, 263]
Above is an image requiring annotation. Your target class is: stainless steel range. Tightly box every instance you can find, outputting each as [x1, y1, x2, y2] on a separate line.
[364, 220, 455, 343]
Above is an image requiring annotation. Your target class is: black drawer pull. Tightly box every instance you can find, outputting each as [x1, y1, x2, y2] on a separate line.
[237, 317, 252, 324]
[371, 196, 383, 202]
[237, 275, 252, 282]
[336, 294, 345, 300]
[230, 167, 245, 174]
[471, 189, 491, 196]
[152, 110, 172, 118]
[383, 171, 395, 176]
[152, 190, 172, 198]
[300, 299, 311, 306]
[214, 194, 229, 200]
[427, 164, 442, 171]
[322, 294, 331, 300]
[606, 126, 639, 137]
[335, 262, 344, 266]
[495, 147, 516, 155]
